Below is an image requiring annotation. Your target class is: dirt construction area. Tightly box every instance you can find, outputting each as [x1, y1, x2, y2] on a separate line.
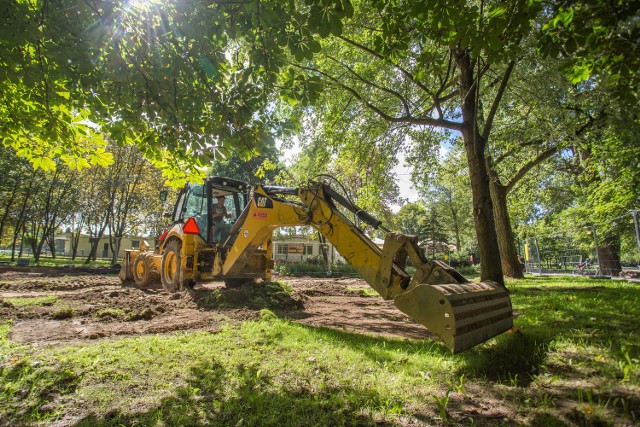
[0, 267, 432, 346]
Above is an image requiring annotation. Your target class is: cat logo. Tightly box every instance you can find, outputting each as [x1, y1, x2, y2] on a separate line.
[253, 193, 273, 209]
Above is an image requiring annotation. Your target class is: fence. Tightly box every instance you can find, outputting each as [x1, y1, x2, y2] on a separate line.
[523, 211, 640, 276]
[272, 242, 358, 276]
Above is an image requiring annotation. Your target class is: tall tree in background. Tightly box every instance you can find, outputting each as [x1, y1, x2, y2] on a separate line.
[0, 146, 32, 243]
[394, 203, 430, 240]
[25, 166, 78, 262]
[287, 107, 402, 223]
[291, 0, 545, 284]
[427, 147, 475, 254]
[481, 50, 606, 277]
[107, 145, 149, 265]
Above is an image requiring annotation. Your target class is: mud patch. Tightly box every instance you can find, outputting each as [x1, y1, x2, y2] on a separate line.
[190, 280, 305, 311]
[1, 269, 432, 345]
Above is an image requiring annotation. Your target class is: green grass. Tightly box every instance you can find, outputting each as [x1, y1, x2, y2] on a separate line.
[4, 296, 59, 308]
[1, 276, 639, 426]
[95, 308, 128, 320]
[346, 286, 379, 297]
[0, 255, 111, 268]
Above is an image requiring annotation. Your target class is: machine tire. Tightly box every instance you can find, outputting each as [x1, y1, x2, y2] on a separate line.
[223, 278, 259, 289]
[132, 255, 159, 288]
[161, 240, 184, 292]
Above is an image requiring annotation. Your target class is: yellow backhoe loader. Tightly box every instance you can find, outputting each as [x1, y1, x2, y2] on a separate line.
[120, 176, 513, 353]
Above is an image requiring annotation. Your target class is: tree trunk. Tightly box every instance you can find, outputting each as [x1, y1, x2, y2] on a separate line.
[597, 235, 622, 276]
[111, 237, 122, 266]
[10, 228, 20, 262]
[318, 233, 329, 268]
[18, 229, 25, 258]
[490, 180, 524, 278]
[87, 238, 101, 262]
[71, 231, 81, 260]
[457, 51, 504, 285]
[450, 206, 461, 252]
[0, 181, 19, 242]
[32, 244, 40, 262]
[47, 234, 56, 259]
[86, 215, 110, 264]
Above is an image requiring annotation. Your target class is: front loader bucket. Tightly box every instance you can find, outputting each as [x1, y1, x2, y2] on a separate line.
[394, 281, 513, 353]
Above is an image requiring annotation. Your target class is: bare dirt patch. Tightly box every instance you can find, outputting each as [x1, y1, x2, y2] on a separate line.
[0, 269, 432, 345]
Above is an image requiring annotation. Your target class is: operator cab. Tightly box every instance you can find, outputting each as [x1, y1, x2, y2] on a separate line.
[172, 176, 250, 244]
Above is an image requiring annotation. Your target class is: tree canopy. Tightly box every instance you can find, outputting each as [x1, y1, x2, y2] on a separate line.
[0, 0, 352, 183]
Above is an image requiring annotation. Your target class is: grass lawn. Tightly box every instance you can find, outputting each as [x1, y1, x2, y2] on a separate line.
[0, 255, 112, 268]
[1, 275, 638, 426]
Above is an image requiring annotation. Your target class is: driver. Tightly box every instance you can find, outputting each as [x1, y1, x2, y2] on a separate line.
[212, 196, 232, 242]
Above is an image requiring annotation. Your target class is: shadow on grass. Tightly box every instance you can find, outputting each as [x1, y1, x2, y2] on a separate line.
[273, 322, 550, 389]
[71, 358, 392, 427]
[511, 282, 640, 358]
[456, 331, 550, 386]
[0, 360, 78, 424]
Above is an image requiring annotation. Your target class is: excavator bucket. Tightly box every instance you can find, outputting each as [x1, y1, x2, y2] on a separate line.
[393, 280, 513, 353]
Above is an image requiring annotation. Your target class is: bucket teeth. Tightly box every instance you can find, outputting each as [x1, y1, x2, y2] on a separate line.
[394, 281, 513, 353]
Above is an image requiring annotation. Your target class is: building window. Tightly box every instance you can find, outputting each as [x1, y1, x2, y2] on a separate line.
[276, 244, 288, 255]
[131, 240, 140, 248]
[54, 239, 66, 254]
[303, 244, 313, 255]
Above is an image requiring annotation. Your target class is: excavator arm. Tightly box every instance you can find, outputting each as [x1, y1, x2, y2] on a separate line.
[222, 180, 513, 353]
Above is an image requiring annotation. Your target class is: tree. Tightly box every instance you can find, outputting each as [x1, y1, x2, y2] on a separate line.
[538, 0, 640, 101]
[394, 203, 430, 239]
[479, 49, 607, 277]
[289, 0, 546, 284]
[208, 140, 283, 185]
[564, 105, 640, 275]
[504, 91, 640, 275]
[0, 0, 353, 184]
[106, 144, 150, 265]
[24, 166, 78, 262]
[0, 146, 32, 243]
[427, 146, 475, 254]
[287, 108, 402, 222]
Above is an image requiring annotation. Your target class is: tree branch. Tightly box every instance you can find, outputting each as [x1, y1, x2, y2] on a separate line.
[325, 54, 411, 116]
[503, 111, 603, 192]
[338, 35, 436, 97]
[494, 139, 544, 165]
[294, 64, 463, 131]
[504, 144, 559, 192]
[482, 60, 515, 141]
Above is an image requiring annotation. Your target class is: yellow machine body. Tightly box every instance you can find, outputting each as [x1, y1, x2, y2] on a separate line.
[120, 179, 513, 353]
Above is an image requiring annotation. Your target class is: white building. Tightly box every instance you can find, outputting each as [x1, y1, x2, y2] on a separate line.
[271, 234, 345, 264]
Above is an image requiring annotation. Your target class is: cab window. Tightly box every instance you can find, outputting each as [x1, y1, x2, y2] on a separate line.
[173, 190, 186, 223]
[184, 184, 206, 218]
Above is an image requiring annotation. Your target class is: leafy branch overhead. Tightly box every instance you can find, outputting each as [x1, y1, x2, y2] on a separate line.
[0, 0, 352, 182]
